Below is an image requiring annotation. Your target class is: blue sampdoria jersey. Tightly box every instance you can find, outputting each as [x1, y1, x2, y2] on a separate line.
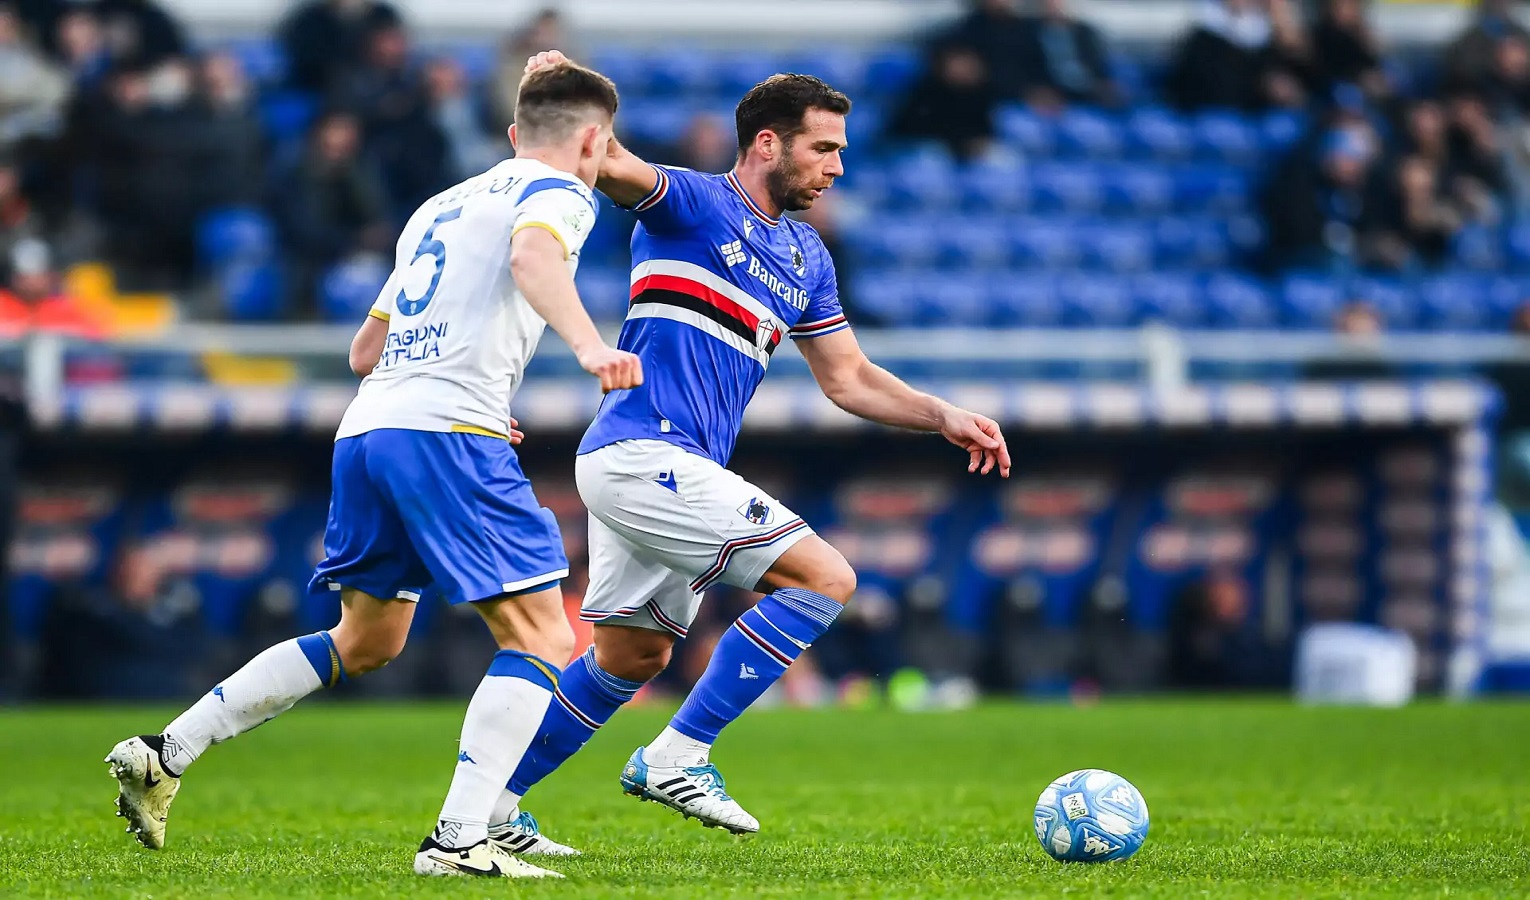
[579, 165, 850, 465]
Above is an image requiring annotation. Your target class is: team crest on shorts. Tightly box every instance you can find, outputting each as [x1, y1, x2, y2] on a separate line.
[738, 496, 775, 526]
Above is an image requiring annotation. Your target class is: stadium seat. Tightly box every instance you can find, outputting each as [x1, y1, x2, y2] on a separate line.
[1454, 223, 1506, 271]
[845, 217, 938, 269]
[1154, 217, 1233, 268]
[1280, 273, 1347, 329]
[1192, 110, 1262, 164]
[1079, 221, 1155, 272]
[587, 47, 652, 94]
[937, 217, 1012, 270]
[1507, 223, 1530, 270]
[989, 273, 1063, 327]
[1261, 109, 1308, 153]
[1055, 108, 1125, 159]
[1059, 274, 1135, 326]
[959, 160, 1032, 212]
[779, 47, 872, 97]
[574, 267, 631, 323]
[851, 272, 919, 325]
[1102, 166, 1174, 214]
[644, 48, 716, 95]
[196, 208, 277, 270]
[1133, 273, 1204, 327]
[865, 46, 922, 96]
[1171, 165, 1253, 212]
[1417, 274, 1493, 331]
[912, 274, 990, 326]
[219, 262, 284, 321]
[1204, 274, 1276, 328]
[258, 90, 319, 145]
[1124, 107, 1194, 161]
[884, 151, 961, 209]
[1349, 277, 1418, 329]
[318, 257, 390, 322]
[1009, 217, 1083, 269]
[996, 106, 1057, 158]
[714, 50, 786, 97]
[1030, 163, 1104, 213]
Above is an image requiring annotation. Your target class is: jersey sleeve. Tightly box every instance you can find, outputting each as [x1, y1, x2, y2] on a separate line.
[790, 236, 850, 341]
[369, 272, 398, 322]
[512, 178, 600, 259]
[621, 164, 716, 233]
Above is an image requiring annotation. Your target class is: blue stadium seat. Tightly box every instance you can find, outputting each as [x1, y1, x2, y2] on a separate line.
[318, 257, 390, 322]
[575, 267, 631, 322]
[221, 38, 287, 84]
[912, 273, 990, 326]
[1261, 110, 1308, 153]
[960, 160, 1032, 212]
[780, 47, 871, 97]
[1349, 277, 1418, 329]
[1192, 110, 1262, 163]
[1154, 217, 1233, 268]
[1079, 221, 1154, 272]
[1454, 223, 1506, 271]
[1133, 273, 1204, 326]
[1102, 166, 1174, 214]
[1059, 274, 1135, 326]
[996, 106, 1057, 158]
[1508, 223, 1530, 270]
[1055, 109, 1125, 159]
[429, 41, 496, 82]
[1204, 274, 1276, 328]
[851, 272, 919, 325]
[990, 273, 1063, 327]
[714, 50, 786, 97]
[1030, 163, 1104, 212]
[220, 262, 284, 321]
[644, 48, 716, 95]
[1171, 165, 1252, 211]
[197, 208, 276, 269]
[1009, 217, 1083, 269]
[588, 47, 652, 94]
[1280, 273, 1346, 329]
[1124, 107, 1194, 161]
[258, 90, 319, 145]
[865, 47, 922, 95]
[1417, 274, 1493, 331]
[884, 151, 960, 209]
[615, 100, 708, 146]
[845, 218, 938, 269]
[937, 217, 1012, 270]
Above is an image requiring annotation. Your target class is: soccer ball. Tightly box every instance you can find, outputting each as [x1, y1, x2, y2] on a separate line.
[1032, 769, 1149, 863]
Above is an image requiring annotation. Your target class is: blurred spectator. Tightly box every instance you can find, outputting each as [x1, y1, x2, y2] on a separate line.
[1309, 0, 1388, 101]
[194, 52, 266, 210]
[1262, 124, 1381, 271]
[1445, 93, 1516, 211]
[92, 0, 185, 68]
[335, 22, 450, 219]
[424, 57, 500, 181]
[1444, 0, 1530, 95]
[888, 43, 998, 161]
[1365, 155, 1462, 271]
[1165, 571, 1285, 689]
[0, 151, 41, 284]
[1016, 0, 1120, 110]
[0, 237, 107, 338]
[1303, 299, 1400, 380]
[671, 112, 736, 174]
[52, 7, 108, 91]
[1476, 32, 1530, 116]
[1400, 99, 1505, 217]
[271, 111, 390, 317]
[491, 7, 578, 133]
[936, 0, 1029, 103]
[278, 0, 402, 94]
[0, 2, 70, 149]
[794, 195, 859, 322]
[1167, 0, 1310, 112]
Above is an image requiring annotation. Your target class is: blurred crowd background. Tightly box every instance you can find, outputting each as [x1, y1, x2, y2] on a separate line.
[4, 0, 1530, 708]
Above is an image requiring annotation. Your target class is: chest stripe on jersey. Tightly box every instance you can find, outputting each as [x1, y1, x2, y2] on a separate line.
[631, 273, 782, 351]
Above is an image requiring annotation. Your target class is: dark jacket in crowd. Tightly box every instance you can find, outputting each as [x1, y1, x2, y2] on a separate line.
[277, 0, 402, 93]
[1016, 14, 1114, 104]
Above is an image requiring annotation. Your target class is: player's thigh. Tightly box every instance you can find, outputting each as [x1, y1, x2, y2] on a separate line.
[311, 433, 431, 604]
[369, 431, 570, 605]
[474, 584, 575, 664]
[580, 509, 699, 641]
[756, 535, 857, 604]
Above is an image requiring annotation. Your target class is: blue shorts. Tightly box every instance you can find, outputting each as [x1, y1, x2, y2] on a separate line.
[310, 429, 568, 605]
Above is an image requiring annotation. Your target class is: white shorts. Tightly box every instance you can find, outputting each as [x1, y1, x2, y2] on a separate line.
[575, 440, 814, 637]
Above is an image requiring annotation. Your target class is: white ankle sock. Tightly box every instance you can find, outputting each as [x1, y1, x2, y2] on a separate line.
[434, 671, 554, 849]
[161, 637, 329, 775]
[490, 791, 522, 828]
[644, 725, 712, 768]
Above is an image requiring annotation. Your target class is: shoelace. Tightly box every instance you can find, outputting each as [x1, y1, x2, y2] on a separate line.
[681, 764, 734, 800]
[510, 811, 541, 835]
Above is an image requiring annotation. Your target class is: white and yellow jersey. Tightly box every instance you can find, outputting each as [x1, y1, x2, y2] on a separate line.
[336, 157, 598, 441]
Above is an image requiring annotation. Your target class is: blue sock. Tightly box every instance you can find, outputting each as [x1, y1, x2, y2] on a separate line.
[506, 646, 643, 796]
[295, 631, 348, 685]
[671, 588, 844, 743]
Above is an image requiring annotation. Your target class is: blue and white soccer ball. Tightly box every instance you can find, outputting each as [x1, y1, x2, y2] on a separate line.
[1032, 769, 1149, 863]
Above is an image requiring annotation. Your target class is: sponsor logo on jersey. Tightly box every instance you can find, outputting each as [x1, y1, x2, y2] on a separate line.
[744, 256, 810, 310]
[379, 322, 449, 368]
[720, 240, 747, 267]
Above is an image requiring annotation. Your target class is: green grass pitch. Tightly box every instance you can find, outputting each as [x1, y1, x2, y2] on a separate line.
[1, 699, 1528, 897]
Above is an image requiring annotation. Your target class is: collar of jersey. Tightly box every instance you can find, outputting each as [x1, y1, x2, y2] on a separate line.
[726, 170, 780, 227]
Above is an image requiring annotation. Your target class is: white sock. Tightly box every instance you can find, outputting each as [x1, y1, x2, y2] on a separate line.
[644, 725, 712, 768]
[433, 667, 554, 849]
[490, 791, 522, 828]
[161, 635, 333, 776]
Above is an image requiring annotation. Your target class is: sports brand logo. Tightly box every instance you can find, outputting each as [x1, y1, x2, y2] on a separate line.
[743, 218, 755, 240]
[739, 664, 759, 680]
[720, 240, 747, 266]
[738, 497, 774, 526]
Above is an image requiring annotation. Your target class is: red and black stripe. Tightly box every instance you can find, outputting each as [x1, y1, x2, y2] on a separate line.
[630, 274, 783, 354]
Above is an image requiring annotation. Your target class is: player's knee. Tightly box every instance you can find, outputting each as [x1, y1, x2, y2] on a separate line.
[593, 627, 672, 683]
[807, 554, 857, 605]
[531, 619, 577, 670]
[331, 628, 407, 675]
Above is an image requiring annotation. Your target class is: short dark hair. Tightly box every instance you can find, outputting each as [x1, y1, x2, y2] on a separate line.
[515, 62, 620, 145]
[734, 74, 851, 152]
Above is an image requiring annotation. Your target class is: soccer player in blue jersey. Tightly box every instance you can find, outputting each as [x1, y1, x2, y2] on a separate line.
[483, 51, 1013, 836]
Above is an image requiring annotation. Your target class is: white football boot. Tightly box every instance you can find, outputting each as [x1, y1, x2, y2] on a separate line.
[489, 809, 581, 856]
[413, 836, 563, 878]
[105, 736, 181, 850]
[619, 746, 759, 834]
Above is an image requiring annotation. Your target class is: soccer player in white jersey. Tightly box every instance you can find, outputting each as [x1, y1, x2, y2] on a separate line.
[485, 52, 1013, 836]
[104, 62, 642, 878]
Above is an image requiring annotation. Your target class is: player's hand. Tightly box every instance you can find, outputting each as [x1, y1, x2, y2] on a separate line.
[940, 408, 1012, 478]
[524, 49, 570, 76]
[509, 417, 525, 446]
[577, 344, 644, 393]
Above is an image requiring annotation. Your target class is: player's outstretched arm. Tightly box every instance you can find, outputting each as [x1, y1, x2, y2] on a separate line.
[799, 329, 1012, 477]
[509, 225, 643, 393]
[522, 50, 659, 207]
[349, 313, 387, 378]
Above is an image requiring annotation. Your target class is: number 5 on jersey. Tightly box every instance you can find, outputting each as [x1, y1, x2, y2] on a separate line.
[397, 207, 463, 317]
